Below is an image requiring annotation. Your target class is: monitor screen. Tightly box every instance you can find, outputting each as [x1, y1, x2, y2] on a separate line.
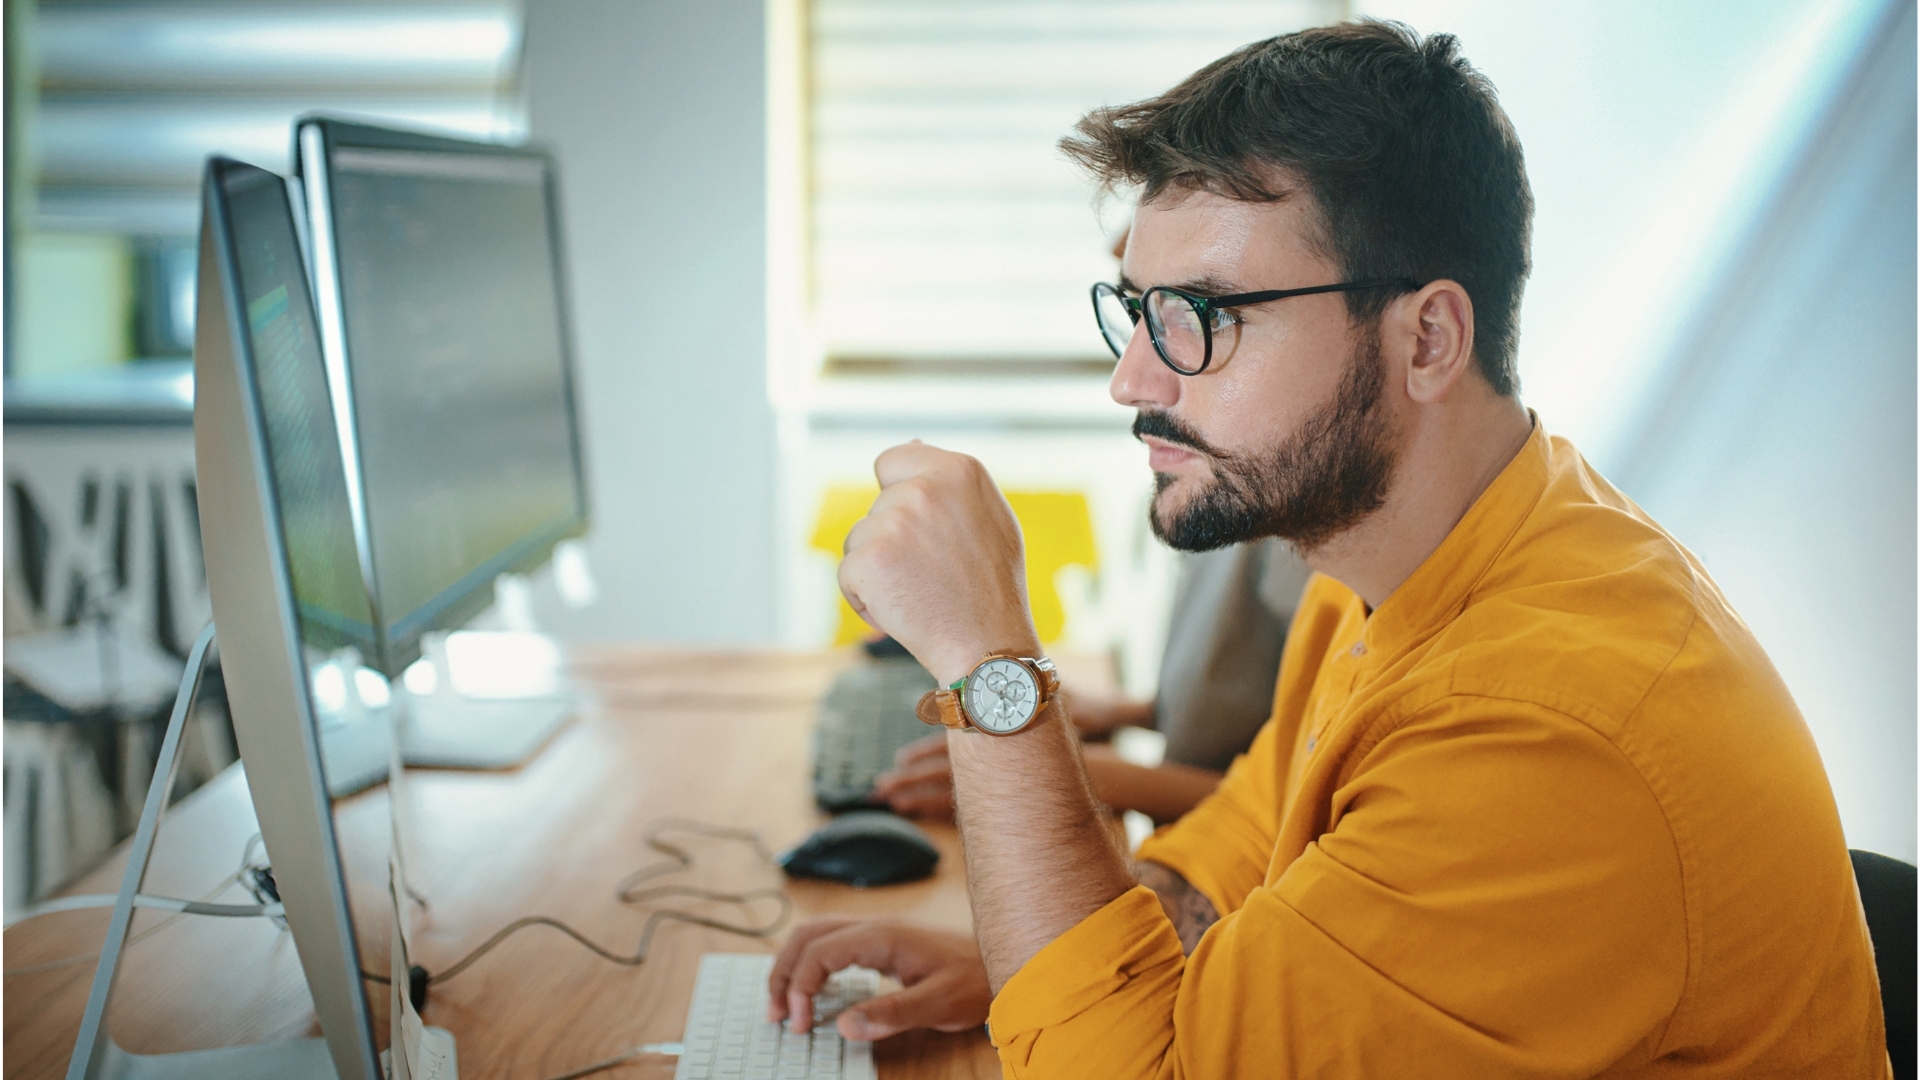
[223, 165, 380, 661]
[302, 120, 588, 673]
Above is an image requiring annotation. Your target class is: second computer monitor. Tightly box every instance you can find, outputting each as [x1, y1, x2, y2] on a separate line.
[297, 117, 588, 676]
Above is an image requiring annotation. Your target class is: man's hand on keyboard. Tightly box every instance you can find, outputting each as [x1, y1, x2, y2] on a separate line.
[871, 734, 957, 822]
[767, 918, 990, 1041]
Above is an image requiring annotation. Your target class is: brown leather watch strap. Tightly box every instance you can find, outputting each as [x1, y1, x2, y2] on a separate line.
[914, 652, 1059, 734]
[915, 687, 968, 729]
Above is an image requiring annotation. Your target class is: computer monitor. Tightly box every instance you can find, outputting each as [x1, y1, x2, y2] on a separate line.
[194, 155, 393, 1079]
[294, 116, 589, 679]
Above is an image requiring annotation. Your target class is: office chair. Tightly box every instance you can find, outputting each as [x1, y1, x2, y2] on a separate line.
[1851, 849, 1915, 1080]
[810, 484, 1098, 646]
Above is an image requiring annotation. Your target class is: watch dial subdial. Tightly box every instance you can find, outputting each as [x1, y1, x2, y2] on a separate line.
[965, 659, 1040, 733]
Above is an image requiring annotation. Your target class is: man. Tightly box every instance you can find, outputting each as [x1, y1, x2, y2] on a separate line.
[770, 21, 1887, 1078]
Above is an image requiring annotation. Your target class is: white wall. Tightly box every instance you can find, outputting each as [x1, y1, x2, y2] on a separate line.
[523, 0, 777, 644]
[1356, 0, 1916, 859]
[1617, 3, 1916, 862]
[1350, 0, 1888, 459]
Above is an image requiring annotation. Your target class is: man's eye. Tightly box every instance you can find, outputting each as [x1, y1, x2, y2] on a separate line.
[1207, 308, 1239, 332]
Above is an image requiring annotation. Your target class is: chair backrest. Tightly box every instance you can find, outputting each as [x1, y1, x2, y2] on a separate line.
[1851, 848, 1915, 1080]
[809, 484, 1098, 647]
[5, 425, 208, 656]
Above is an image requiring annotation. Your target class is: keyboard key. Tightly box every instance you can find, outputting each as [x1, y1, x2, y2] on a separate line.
[675, 954, 878, 1080]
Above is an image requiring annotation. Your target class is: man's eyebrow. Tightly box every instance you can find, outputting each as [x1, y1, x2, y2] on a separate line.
[1115, 273, 1245, 297]
[1168, 275, 1243, 296]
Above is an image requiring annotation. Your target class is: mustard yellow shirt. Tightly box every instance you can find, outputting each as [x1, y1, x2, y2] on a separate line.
[990, 423, 1887, 1078]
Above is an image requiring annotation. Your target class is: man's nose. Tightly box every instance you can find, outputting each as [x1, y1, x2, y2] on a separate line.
[1109, 318, 1181, 410]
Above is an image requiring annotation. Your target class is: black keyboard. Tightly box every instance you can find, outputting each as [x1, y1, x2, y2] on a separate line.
[810, 660, 939, 812]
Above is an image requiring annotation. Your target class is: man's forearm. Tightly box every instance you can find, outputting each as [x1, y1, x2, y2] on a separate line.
[947, 701, 1136, 992]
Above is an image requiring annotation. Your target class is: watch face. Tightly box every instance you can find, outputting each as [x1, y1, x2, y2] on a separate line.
[965, 658, 1040, 734]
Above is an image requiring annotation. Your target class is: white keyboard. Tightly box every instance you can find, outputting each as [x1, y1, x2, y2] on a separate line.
[674, 953, 878, 1080]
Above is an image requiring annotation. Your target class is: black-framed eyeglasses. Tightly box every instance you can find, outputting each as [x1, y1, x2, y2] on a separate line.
[1090, 278, 1422, 375]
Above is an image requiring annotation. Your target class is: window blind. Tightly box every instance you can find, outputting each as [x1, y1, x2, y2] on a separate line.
[809, 0, 1347, 368]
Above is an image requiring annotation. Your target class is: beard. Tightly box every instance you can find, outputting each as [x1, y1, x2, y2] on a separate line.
[1137, 326, 1397, 553]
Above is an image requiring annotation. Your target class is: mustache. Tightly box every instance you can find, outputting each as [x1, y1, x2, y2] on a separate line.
[1132, 410, 1229, 461]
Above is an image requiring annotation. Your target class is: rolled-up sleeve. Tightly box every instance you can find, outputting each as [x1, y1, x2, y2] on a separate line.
[988, 886, 1185, 1077]
[984, 700, 1690, 1080]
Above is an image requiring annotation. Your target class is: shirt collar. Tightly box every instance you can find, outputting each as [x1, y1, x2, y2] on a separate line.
[1360, 413, 1552, 655]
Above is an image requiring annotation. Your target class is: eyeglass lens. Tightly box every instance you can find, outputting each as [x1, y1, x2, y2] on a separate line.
[1091, 283, 1220, 374]
[1143, 290, 1208, 373]
[1093, 284, 1136, 357]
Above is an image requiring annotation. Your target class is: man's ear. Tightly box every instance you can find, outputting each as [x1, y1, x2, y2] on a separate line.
[1394, 281, 1476, 404]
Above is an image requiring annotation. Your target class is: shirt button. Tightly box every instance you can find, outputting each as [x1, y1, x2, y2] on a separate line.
[1349, 642, 1366, 657]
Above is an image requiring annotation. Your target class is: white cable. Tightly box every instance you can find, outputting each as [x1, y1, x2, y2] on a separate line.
[539, 1043, 683, 1080]
[5, 893, 284, 928]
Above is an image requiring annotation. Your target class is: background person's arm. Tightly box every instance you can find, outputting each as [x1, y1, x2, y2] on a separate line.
[873, 735, 1223, 824]
[1063, 686, 1157, 739]
[1080, 747, 1223, 825]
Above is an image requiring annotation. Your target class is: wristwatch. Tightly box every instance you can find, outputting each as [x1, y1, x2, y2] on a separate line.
[915, 652, 1060, 736]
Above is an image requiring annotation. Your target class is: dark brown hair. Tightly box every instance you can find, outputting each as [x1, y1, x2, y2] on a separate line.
[1062, 20, 1532, 395]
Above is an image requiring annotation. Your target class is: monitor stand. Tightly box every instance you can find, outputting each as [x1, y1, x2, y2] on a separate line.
[314, 649, 397, 798]
[397, 693, 572, 770]
[67, 625, 339, 1079]
[316, 636, 575, 779]
[393, 633, 574, 770]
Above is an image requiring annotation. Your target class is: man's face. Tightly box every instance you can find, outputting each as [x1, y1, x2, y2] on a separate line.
[1110, 188, 1398, 552]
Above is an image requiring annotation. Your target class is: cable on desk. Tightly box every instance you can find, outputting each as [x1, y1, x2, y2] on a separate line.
[424, 884, 790, 987]
[538, 1042, 684, 1080]
[238, 832, 297, 931]
[613, 818, 779, 899]
[5, 831, 273, 978]
[363, 817, 792, 992]
[3, 870, 246, 977]
[5, 893, 283, 926]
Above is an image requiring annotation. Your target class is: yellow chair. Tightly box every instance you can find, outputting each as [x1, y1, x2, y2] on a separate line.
[809, 484, 1098, 647]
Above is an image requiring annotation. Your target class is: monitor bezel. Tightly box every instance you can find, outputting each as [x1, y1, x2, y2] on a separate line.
[195, 154, 383, 1080]
[294, 114, 592, 677]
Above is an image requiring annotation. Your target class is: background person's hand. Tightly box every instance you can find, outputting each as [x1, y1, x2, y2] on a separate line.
[1059, 687, 1157, 739]
[837, 442, 1040, 685]
[766, 918, 992, 1040]
[871, 734, 957, 821]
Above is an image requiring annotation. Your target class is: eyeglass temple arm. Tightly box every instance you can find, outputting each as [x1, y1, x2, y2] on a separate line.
[1203, 278, 1423, 310]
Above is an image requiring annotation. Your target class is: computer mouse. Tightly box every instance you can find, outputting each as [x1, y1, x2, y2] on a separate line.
[860, 634, 914, 660]
[779, 811, 940, 888]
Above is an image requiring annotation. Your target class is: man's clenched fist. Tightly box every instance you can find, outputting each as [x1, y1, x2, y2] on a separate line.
[837, 442, 1041, 686]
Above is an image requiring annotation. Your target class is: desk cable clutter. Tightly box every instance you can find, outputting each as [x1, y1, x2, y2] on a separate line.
[3, 833, 284, 979]
[51, 622, 799, 1080]
[373, 818, 792, 1080]
[367, 820, 792, 994]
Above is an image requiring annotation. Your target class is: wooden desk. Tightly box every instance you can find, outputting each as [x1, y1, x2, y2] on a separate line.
[5, 649, 1005, 1079]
